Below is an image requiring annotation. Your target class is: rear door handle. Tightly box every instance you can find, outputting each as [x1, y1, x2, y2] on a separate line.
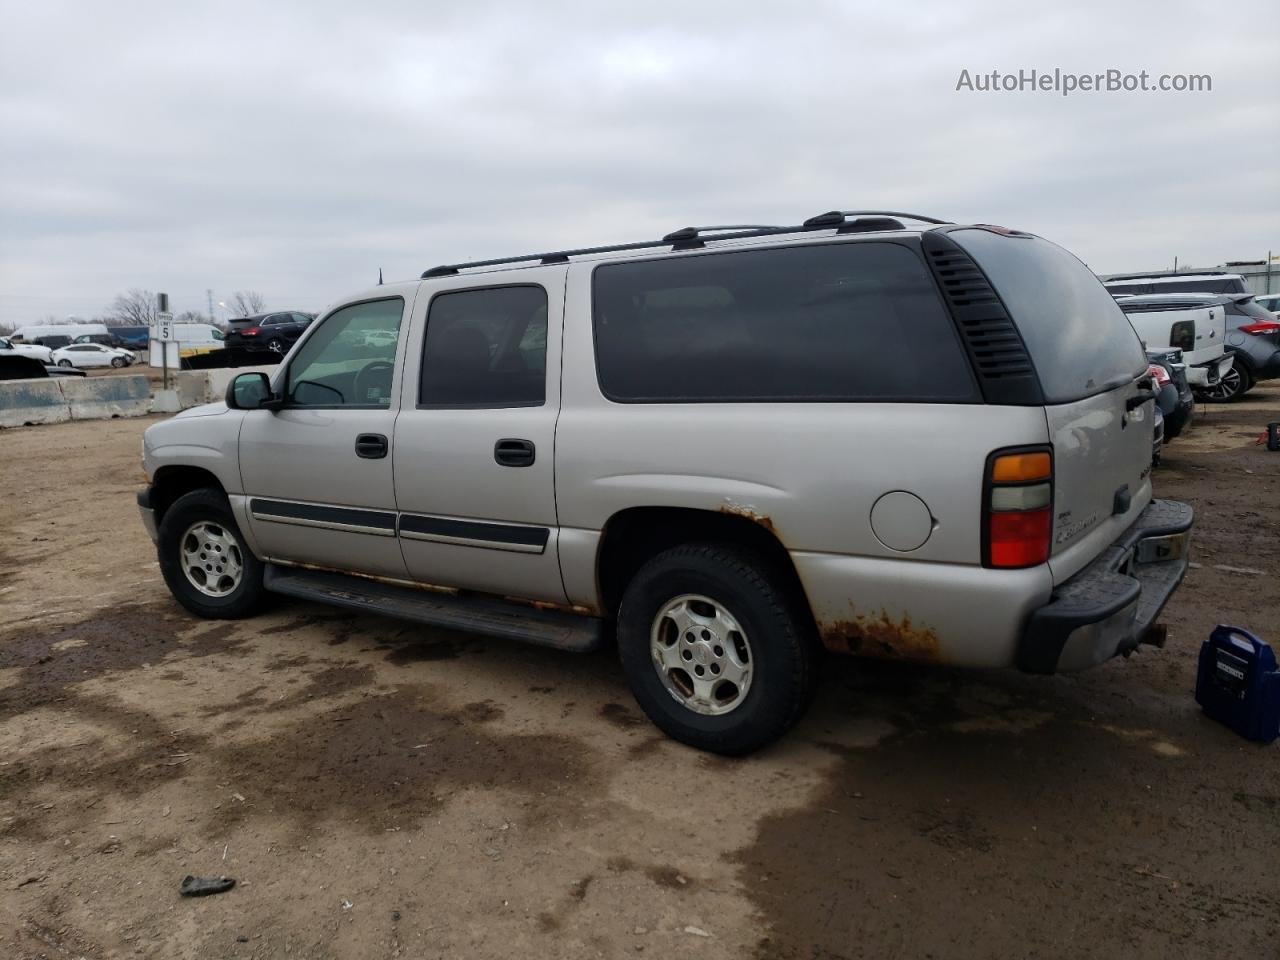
[494, 438, 535, 467]
[354, 433, 388, 459]
[1126, 391, 1157, 411]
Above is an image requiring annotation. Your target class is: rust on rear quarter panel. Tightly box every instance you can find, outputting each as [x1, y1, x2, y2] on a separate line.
[718, 502, 776, 534]
[820, 608, 941, 662]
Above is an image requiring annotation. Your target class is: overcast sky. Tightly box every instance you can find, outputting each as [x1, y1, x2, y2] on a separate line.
[1, 0, 1276, 324]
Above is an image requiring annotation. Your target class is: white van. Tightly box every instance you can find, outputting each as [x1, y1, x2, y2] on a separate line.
[150, 323, 226, 368]
[1117, 295, 1234, 387]
[13, 322, 110, 343]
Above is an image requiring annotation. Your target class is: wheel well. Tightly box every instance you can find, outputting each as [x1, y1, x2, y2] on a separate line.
[596, 506, 811, 618]
[151, 466, 225, 522]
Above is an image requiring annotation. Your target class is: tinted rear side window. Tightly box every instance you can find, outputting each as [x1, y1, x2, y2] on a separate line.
[592, 242, 976, 402]
[953, 230, 1145, 403]
[419, 285, 548, 407]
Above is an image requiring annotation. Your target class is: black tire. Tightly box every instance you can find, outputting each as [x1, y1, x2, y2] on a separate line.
[267, 338, 284, 355]
[110, 356, 125, 368]
[157, 488, 267, 619]
[57, 359, 73, 368]
[616, 543, 817, 755]
[1199, 363, 1251, 403]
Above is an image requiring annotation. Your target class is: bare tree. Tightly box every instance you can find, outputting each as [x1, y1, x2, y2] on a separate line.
[107, 288, 157, 327]
[175, 310, 207, 324]
[0, 321, 14, 336]
[226, 290, 266, 317]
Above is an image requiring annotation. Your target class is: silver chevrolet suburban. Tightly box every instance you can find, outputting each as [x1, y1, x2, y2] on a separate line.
[137, 211, 1193, 754]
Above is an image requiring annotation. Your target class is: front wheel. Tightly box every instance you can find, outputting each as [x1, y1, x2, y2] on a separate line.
[110, 356, 125, 368]
[157, 488, 267, 619]
[1199, 363, 1251, 402]
[617, 543, 816, 755]
[267, 338, 284, 355]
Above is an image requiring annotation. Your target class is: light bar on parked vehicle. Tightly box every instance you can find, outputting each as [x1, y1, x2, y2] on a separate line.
[984, 447, 1053, 569]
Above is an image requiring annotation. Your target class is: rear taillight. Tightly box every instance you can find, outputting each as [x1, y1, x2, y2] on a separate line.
[241, 326, 261, 336]
[1169, 320, 1195, 351]
[1240, 321, 1280, 336]
[984, 447, 1053, 569]
[1147, 363, 1171, 387]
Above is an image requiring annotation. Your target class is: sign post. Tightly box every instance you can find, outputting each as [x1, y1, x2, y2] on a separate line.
[151, 293, 173, 389]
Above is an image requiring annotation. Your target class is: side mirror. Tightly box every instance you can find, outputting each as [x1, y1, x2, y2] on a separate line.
[226, 371, 275, 410]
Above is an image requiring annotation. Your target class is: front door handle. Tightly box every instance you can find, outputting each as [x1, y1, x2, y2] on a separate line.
[494, 438, 535, 467]
[355, 433, 388, 459]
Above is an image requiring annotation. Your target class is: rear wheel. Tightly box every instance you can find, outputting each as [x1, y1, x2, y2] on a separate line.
[1199, 363, 1251, 402]
[267, 338, 284, 355]
[617, 543, 816, 755]
[57, 359, 72, 368]
[157, 488, 266, 619]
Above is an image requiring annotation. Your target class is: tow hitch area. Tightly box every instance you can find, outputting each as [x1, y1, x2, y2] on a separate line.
[1138, 623, 1168, 649]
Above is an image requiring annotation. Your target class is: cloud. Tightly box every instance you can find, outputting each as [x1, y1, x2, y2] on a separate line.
[1, 0, 1276, 322]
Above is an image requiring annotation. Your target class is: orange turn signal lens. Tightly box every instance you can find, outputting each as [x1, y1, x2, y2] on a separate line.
[991, 452, 1051, 483]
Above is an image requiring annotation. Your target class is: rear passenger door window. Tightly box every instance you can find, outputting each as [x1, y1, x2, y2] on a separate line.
[419, 285, 548, 407]
[592, 242, 976, 402]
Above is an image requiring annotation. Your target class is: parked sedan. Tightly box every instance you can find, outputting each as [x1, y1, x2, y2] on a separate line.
[0, 336, 54, 364]
[225, 312, 316, 354]
[1146, 347, 1194, 441]
[1206, 296, 1280, 401]
[52, 343, 136, 369]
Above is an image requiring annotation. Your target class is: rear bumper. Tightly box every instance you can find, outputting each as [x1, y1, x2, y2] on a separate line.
[1163, 399, 1193, 441]
[1186, 354, 1233, 387]
[1016, 499, 1193, 674]
[1251, 348, 1280, 382]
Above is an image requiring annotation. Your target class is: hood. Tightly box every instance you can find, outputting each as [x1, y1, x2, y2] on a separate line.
[173, 401, 230, 419]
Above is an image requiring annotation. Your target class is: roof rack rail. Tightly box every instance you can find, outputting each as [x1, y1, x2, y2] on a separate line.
[662, 225, 783, 250]
[802, 209, 951, 229]
[1104, 270, 1233, 282]
[420, 210, 945, 279]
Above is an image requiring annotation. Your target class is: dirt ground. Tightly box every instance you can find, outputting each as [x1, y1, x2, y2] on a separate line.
[1, 387, 1277, 960]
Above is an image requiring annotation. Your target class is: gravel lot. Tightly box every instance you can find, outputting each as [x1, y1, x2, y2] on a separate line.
[1, 388, 1278, 960]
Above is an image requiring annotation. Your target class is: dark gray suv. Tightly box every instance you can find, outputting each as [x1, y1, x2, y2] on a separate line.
[225, 312, 316, 355]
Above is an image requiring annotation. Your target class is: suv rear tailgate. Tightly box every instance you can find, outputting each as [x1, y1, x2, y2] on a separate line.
[946, 227, 1155, 585]
[1043, 379, 1154, 583]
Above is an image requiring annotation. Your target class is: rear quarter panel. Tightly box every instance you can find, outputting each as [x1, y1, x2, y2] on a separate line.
[556, 260, 1053, 667]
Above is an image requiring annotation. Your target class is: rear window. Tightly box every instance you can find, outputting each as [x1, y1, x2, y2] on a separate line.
[1231, 299, 1276, 320]
[1149, 277, 1247, 294]
[953, 230, 1145, 403]
[592, 242, 976, 402]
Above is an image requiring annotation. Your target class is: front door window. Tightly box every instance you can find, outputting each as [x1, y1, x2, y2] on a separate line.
[286, 298, 403, 407]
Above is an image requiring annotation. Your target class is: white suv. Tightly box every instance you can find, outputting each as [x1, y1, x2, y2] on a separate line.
[137, 211, 1193, 754]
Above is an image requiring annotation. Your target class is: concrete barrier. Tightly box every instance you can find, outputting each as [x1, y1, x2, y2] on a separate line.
[0, 364, 281, 428]
[165, 365, 276, 412]
[0, 378, 70, 428]
[60, 375, 151, 420]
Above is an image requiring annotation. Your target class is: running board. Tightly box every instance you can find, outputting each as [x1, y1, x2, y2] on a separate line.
[263, 564, 606, 653]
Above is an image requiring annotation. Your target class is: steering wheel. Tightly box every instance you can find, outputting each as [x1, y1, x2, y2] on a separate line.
[353, 360, 395, 404]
